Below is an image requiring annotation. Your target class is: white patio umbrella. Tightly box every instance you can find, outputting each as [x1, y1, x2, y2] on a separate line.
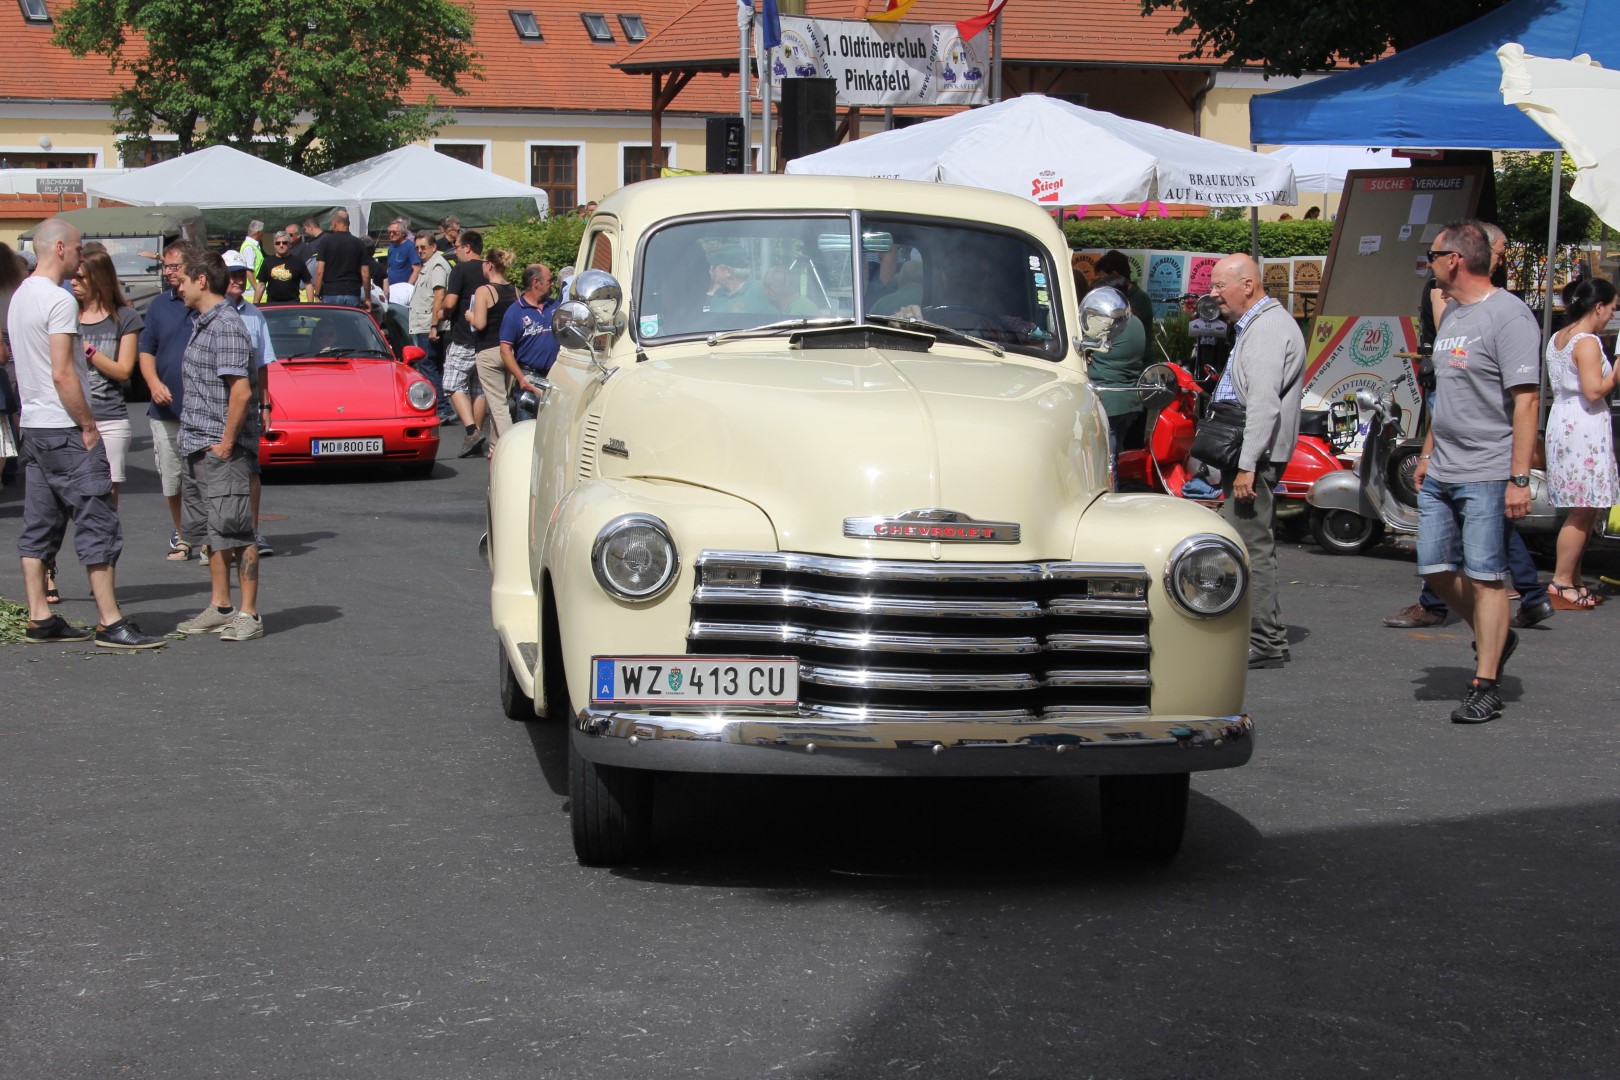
[1499, 43, 1620, 233]
[1263, 145, 1408, 193]
[785, 94, 1297, 208]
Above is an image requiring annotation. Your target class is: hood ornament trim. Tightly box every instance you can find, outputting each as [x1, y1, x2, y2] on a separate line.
[844, 509, 1020, 543]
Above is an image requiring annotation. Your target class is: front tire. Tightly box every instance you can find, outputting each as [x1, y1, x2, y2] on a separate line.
[1310, 507, 1384, 555]
[569, 737, 655, 865]
[498, 644, 534, 721]
[1099, 773, 1189, 861]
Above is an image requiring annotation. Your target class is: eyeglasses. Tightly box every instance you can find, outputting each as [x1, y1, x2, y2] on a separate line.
[1425, 250, 1457, 262]
[274, 241, 289, 246]
[161, 262, 182, 271]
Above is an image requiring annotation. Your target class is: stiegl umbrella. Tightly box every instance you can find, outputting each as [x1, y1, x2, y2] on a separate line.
[785, 93, 1297, 208]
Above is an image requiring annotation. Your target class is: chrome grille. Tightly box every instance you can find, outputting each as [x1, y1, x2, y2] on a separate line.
[688, 551, 1152, 720]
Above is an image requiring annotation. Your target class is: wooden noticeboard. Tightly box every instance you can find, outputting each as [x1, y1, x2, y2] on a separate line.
[1316, 165, 1487, 318]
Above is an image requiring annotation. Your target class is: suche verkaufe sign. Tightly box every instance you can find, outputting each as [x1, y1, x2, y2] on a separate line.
[756, 16, 990, 107]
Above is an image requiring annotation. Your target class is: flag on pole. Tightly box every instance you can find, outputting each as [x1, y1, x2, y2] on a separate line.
[737, 0, 752, 30]
[867, 0, 923, 21]
[955, 0, 1008, 42]
[761, 0, 782, 49]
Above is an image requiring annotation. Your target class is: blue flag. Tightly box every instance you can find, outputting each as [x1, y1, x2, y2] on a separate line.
[761, 0, 782, 50]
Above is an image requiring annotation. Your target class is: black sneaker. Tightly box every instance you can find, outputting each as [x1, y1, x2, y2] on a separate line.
[24, 614, 93, 644]
[94, 619, 167, 651]
[1470, 629, 1519, 678]
[1451, 682, 1503, 724]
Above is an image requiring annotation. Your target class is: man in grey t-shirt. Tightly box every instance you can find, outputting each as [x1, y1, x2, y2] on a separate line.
[1414, 220, 1541, 725]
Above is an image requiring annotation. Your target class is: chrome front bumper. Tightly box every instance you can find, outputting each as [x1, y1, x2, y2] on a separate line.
[574, 708, 1253, 777]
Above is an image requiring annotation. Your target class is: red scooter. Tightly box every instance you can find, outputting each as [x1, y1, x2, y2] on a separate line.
[1112, 357, 1351, 533]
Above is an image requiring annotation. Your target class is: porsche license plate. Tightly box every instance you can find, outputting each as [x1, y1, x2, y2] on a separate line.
[312, 437, 383, 456]
[591, 657, 798, 706]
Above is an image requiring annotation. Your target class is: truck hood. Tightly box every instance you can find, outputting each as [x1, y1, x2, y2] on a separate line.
[594, 347, 1106, 559]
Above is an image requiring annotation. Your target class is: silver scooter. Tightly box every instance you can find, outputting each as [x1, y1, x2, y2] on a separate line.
[1307, 368, 1563, 555]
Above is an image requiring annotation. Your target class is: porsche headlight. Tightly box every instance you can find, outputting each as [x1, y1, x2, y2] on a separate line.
[1163, 534, 1248, 618]
[592, 514, 679, 601]
[406, 379, 436, 412]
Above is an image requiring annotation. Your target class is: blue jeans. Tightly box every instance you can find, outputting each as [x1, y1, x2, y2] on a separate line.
[412, 333, 454, 420]
[321, 294, 363, 309]
[1416, 477, 1510, 582]
[1418, 522, 1547, 614]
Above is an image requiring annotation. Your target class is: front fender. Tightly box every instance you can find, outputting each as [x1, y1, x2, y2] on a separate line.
[1307, 469, 1367, 514]
[1075, 493, 1250, 718]
[546, 479, 778, 714]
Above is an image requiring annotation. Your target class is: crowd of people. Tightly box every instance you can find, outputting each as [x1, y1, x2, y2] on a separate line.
[0, 207, 565, 644]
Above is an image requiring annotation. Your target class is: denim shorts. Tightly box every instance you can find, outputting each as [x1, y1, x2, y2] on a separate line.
[1416, 476, 1510, 581]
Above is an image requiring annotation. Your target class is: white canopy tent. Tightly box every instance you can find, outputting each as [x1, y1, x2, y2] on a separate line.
[785, 94, 1297, 209]
[1262, 145, 1409, 193]
[84, 145, 359, 238]
[1499, 44, 1620, 234]
[318, 145, 549, 237]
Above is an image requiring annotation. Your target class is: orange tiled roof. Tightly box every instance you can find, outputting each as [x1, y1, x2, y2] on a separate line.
[0, 0, 1222, 116]
[619, 0, 1215, 71]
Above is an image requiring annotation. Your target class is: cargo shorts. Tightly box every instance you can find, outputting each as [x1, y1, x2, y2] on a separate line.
[16, 427, 124, 566]
[181, 445, 256, 551]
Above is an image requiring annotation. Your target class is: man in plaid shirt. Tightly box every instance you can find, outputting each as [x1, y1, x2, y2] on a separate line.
[174, 250, 265, 642]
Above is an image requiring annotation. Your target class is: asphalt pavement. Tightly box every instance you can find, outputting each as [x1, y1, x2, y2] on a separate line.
[3, 435, 1619, 1080]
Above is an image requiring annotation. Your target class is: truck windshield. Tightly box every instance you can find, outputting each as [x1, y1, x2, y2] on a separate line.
[635, 213, 1064, 359]
[85, 236, 162, 280]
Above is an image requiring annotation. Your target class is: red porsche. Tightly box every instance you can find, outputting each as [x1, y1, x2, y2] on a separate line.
[258, 304, 441, 476]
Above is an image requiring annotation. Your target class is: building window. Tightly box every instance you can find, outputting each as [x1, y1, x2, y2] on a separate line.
[18, 0, 50, 24]
[0, 151, 95, 169]
[617, 14, 646, 42]
[529, 145, 578, 212]
[581, 13, 614, 42]
[123, 140, 184, 167]
[435, 142, 486, 169]
[510, 10, 541, 39]
[622, 146, 668, 186]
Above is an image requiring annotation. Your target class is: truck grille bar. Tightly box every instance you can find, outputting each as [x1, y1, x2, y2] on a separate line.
[688, 551, 1153, 719]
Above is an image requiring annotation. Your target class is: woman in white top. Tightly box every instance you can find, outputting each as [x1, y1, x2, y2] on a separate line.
[1543, 277, 1620, 609]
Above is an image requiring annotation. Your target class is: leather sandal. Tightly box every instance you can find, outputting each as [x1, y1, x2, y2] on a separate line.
[1548, 582, 1598, 610]
[166, 540, 194, 562]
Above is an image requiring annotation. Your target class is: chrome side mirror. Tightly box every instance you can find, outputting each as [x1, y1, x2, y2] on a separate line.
[570, 269, 623, 328]
[1075, 286, 1130, 354]
[552, 300, 595, 352]
[1135, 362, 1179, 415]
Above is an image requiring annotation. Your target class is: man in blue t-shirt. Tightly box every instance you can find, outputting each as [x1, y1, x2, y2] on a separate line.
[498, 263, 559, 405]
[138, 239, 201, 557]
[383, 218, 421, 292]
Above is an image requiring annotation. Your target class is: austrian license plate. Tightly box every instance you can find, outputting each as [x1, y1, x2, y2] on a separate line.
[312, 437, 383, 456]
[591, 656, 798, 706]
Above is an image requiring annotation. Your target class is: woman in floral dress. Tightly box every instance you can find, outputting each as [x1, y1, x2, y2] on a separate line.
[1544, 278, 1620, 609]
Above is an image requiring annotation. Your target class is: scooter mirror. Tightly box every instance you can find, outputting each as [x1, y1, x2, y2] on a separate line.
[1135, 362, 1179, 414]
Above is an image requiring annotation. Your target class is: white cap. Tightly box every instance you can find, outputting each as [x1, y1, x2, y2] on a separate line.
[222, 249, 252, 273]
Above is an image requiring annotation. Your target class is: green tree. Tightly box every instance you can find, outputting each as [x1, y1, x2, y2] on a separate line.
[1495, 152, 1596, 249]
[483, 214, 589, 276]
[53, 0, 480, 174]
[1139, 0, 1507, 76]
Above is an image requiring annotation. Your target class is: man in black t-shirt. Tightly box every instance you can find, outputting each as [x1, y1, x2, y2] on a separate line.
[254, 231, 312, 304]
[441, 229, 488, 456]
[311, 209, 370, 310]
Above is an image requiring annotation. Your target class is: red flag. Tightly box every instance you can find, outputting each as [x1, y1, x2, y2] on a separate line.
[956, 0, 1007, 42]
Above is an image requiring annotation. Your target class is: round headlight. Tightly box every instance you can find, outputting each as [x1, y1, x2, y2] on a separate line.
[1163, 534, 1248, 618]
[592, 514, 679, 601]
[406, 379, 435, 411]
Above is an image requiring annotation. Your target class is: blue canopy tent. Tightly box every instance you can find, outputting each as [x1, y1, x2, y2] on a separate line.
[1249, 0, 1614, 331]
[1249, 0, 1612, 150]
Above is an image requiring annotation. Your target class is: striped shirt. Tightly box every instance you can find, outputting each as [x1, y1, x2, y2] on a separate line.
[179, 299, 259, 455]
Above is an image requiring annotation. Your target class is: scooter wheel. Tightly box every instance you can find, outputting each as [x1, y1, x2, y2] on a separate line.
[1310, 507, 1385, 556]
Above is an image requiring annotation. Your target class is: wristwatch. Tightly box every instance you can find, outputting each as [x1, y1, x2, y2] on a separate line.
[1510, 474, 1531, 488]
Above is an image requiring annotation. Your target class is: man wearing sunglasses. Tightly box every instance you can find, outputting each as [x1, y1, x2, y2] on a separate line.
[253, 231, 311, 305]
[1413, 220, 1541, 725]
[407, 233, 455, 423]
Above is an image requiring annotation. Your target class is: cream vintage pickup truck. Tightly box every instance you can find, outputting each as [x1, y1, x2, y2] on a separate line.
[487, 175, 1253, 865]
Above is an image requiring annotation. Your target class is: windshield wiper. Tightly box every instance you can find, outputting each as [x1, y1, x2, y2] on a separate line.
[705, 316, 854, 346]
[285, 346, 392, 359]
[864, 314, 1004, 357]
